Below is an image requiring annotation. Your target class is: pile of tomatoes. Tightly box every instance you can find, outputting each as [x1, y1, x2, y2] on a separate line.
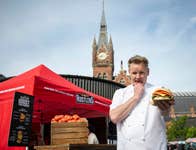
[51, 114, 88, 123]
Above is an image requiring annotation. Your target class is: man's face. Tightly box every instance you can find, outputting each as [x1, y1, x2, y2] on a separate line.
[129, 63, 149, 86]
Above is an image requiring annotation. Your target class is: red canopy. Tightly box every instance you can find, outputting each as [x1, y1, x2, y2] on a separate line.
[0, 64, 112, 150]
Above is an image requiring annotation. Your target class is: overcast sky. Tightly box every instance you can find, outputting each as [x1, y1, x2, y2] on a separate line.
[0, 0, 196, 92]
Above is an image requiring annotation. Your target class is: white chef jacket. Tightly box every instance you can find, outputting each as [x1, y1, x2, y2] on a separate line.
[110, 83, 167, 150]
[88, 132, 99, 144]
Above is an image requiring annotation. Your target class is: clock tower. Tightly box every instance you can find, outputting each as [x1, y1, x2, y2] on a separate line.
[92, 2, 114, 80]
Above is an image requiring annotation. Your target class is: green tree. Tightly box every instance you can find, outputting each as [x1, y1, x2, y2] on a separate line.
[167, 116, 188, 141]
[186, 126, 196, 139]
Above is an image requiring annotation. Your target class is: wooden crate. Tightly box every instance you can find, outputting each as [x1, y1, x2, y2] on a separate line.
[51, 122, 88, 145]
[34, 144, 117, 150]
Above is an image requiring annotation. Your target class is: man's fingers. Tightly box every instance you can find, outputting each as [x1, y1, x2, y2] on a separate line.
[169, 100, 175, 105]
[157, 101, 170, 111]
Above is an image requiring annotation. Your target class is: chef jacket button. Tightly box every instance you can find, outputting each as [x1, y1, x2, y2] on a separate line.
[142, 124, 144, 126]
[142, 138, 145, 142]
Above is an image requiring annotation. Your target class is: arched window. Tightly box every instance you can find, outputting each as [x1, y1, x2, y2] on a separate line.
[103, 73, 107, 79]
[97, 73, 102, 78]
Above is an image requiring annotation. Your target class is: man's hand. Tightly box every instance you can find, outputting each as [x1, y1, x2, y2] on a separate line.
[157, 100, 175, 110]
[109, 83, 145, 124]
[133, 83, 144, 101]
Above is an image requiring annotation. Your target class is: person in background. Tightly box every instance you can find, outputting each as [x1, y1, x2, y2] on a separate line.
[109, 55, 174, 150]
[88, 124, 99, 144]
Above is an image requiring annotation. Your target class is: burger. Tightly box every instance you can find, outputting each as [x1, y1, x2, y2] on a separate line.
[19, 113, 26, 122]
[151, 87, 174, 106]
[16, 130, 23, 143]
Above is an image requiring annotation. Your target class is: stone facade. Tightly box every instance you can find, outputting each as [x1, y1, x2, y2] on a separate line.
[113, 61, 131, 86]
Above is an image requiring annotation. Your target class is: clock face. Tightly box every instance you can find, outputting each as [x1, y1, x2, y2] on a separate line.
[98, 52, 107, 60]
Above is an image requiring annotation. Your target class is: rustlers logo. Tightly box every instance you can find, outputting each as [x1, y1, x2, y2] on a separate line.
[76, 93, 94, 104]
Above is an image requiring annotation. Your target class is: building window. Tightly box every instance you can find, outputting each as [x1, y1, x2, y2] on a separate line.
[97, 72, 107, 79]
[103, 73, 107, 79]
[97, 73, 102, 78]
[119, 78, 125, 84]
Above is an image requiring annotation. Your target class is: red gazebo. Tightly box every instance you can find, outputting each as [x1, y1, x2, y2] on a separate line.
[0, 64, 112, 150]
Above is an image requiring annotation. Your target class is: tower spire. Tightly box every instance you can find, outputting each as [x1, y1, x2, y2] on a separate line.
[92, 35, 97, 49]
[98, 0, 108, 48]
[101, 0, 106, 26]
[120, 60, 123, 71]
[109, 35, 113, 49]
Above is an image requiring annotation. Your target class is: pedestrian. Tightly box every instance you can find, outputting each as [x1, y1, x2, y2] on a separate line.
[88, 124, 99, 144]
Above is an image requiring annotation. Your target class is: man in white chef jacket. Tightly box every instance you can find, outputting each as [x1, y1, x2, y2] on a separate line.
[109, 55, 174, 150]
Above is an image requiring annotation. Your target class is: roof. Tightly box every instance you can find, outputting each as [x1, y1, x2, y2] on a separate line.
[173, 92, 196, 114]
[174, 91, 196, 97]
[0, 74, 5, 81]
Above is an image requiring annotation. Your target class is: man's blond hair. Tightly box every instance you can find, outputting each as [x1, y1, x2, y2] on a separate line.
[128, 55, 149, 68]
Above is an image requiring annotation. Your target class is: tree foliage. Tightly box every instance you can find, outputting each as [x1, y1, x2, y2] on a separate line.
[166, 116, 196, 141]
[186, 126, 196, 138]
